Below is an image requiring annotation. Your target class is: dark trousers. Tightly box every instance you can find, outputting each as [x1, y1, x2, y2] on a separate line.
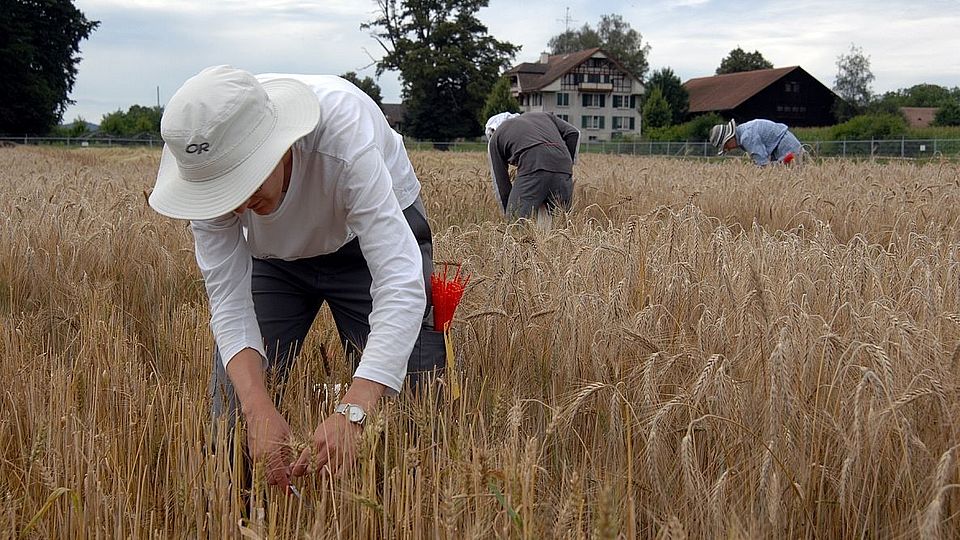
[209, 198, 446, 423]
[506, 170, 573, 219]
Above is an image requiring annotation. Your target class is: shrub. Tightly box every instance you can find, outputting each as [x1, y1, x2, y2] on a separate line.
[643, 113, 723, 141]
[933, 101, 960, 126]
[829, 113, 908, 140]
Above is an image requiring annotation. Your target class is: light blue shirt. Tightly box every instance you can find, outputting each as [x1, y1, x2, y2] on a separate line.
[735, 119, 789, 166]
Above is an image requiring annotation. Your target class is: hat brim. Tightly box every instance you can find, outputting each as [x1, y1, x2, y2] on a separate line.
[716, 127, 736, 156]
[149, 78, 320, 220]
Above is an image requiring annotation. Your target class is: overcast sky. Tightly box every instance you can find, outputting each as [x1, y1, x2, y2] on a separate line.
[63, 0, 960, 123]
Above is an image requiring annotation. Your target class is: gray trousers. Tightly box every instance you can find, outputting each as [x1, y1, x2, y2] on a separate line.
[772, 131, 803, 162]
[209, 198, 446, 422]
[506, 170, 573, 219]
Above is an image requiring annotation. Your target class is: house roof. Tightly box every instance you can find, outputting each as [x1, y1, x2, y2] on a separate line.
[505, 48, 604, 92]
[381, 103, 406, 128]
[684, 66, 801, 113]
[900, 107, 938, 128]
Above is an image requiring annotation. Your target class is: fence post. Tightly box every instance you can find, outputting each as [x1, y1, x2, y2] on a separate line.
[901, 137, 904, 158]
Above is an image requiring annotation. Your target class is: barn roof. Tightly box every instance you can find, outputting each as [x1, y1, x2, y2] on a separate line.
[684, 66, 801, 112]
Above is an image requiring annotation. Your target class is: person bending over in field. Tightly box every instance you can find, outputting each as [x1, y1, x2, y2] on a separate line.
[148, 65, 444, 491]
[709, 118, 804, 166]
[485, 111, 580, 224]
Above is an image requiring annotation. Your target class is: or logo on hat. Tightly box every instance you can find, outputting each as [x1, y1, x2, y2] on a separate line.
[186, 142, 211, 154]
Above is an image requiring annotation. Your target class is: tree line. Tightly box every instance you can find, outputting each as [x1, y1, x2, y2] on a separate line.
[3, 0, 959, 140]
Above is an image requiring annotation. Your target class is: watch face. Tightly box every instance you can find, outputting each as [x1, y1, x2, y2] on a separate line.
[347, 406, 365, 423]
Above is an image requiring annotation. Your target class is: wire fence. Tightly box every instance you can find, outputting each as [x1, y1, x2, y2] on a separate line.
[4, 135, 960, 160]
[407, 139, 960, 159]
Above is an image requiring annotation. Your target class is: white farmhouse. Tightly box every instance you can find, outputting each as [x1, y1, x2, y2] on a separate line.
[505, 48, 646, 142]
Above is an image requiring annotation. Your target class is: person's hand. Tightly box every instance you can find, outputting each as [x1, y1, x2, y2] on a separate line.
[244, 404, 295, 489]
[291, 413, 363, 477]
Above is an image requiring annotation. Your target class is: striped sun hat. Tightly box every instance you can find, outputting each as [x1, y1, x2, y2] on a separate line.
[709, 119, 737, 155]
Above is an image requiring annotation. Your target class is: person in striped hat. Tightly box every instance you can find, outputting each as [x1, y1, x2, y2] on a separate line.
[709, 118, 803, 166]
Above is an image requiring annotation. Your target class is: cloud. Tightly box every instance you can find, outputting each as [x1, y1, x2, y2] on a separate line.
[63, 0, 960, 123]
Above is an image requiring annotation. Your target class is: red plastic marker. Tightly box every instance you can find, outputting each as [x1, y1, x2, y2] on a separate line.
[431, 264, 470, 331]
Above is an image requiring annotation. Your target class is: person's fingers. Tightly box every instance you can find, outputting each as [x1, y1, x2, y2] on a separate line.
[266, 459, 290, 488]
[313, 434, 331, 472]
[292, 430, 331, 476]
[265, 443, 293, 487]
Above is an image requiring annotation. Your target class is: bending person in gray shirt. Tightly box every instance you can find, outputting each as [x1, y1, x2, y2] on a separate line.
[485, 112, 581, 220]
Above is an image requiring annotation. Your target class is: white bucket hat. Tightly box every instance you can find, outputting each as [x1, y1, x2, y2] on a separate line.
[149, 65, 320, 220]
[709, 119, 737, 155]
[484, 112, 520, 139]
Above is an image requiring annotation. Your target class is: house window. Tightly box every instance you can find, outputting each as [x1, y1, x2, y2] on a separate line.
[530, 93, 542, 106]
[557, 93, 570, 107]
[581, 94, 605, 107]
[784, 81, 800, 93]
[612, 116, 636, 130]
[557, 114, 569, 122]
[613, 95, 631, 108]
[581, 115, 605, 129]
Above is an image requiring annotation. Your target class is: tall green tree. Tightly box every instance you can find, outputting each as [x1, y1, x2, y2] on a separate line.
[642, 86, 671, 129]
[715, 47, 773, 75]
[0, 0, 98, 135]
[363, 0, 519, 140]
[479, 77, 520, 125]
[548, 14, 650, 81]
[340, 71, 383, 108]
[833, 43, 874, 121]
[548, 25, 600, 55]
[647, 67, 688, 125]
[99, 105, 162, 136]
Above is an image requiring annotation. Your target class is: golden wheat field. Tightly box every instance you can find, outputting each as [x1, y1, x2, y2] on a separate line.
[1, 145, 959, 538]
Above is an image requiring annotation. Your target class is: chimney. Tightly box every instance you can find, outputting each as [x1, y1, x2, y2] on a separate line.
[539, 52, 550, 64]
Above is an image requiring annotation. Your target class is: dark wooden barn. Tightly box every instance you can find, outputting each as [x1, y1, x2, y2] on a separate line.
[683, 66, 842, 127]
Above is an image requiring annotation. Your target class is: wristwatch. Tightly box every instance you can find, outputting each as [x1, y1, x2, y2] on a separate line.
[334, 403, 366, 426]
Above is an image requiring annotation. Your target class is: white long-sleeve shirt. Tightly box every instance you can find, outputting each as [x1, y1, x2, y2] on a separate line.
[190, 74, 424, 392]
